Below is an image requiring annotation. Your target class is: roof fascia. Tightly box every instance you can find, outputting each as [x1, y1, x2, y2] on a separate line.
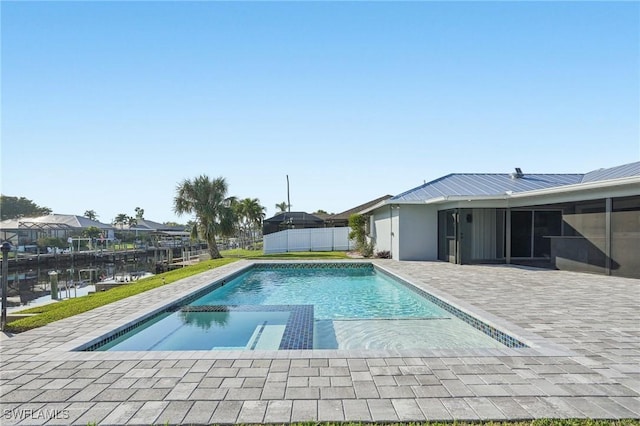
[358, 199, 394, 214]
[509, 175, 640, 199]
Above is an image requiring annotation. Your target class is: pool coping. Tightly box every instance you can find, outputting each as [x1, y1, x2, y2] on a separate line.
[50, 259, 575, 360]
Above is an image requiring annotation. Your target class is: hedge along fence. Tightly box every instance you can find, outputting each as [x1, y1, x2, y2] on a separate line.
[5, 258, 238, 333]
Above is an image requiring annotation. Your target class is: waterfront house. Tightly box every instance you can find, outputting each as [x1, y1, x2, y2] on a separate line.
[0, 214, 115, 250]
[361, 162, 640, 278]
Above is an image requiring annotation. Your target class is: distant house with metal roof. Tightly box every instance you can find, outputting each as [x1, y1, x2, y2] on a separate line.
[0, 214, 115, 247]
[111, 219, 191, 247]
[262, 195, 395, 236]
[362, 162, 640, 278]
[120, 219, 188, 234]
[262, 212, 326, 235]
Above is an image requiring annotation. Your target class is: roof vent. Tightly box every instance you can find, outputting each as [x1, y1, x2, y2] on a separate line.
[511, 167, 524, 179]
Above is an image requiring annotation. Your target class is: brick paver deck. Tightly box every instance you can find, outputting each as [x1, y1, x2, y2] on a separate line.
[1, 260, 638, 424]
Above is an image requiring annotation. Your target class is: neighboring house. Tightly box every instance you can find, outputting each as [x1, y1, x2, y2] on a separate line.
[262, 212, 325, 235]
[117, 219, 190, 244]
[121, 218, 187, 233]
[323, 195, 393, 228]
[361, 162, 640, 279]
[0, 214, 115, 248]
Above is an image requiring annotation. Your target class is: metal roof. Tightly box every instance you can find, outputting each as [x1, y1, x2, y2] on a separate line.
[391, 173, 584, 202]
[263, 212, 325, 224]
[389, 162, 640, 204]
[0, 214, 113, 230]
[125, 219, 187, 232]
[581, 161, 640, 183]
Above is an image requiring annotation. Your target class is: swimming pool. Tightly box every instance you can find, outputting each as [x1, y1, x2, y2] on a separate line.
[93, 263, 526, 351]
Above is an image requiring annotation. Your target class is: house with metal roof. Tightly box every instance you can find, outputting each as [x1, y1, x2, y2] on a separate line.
[0, 214, 115, 248]
[118, 218, 188, 235]
[119, 218, 191, 245]
[262, 212, 326, 235]
[361, 162, 640, 278]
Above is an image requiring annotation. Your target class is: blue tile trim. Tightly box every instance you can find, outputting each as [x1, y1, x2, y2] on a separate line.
[253, 263, 374, 270]
[250, 321, 268, 350]
[279, 305, 314, 350]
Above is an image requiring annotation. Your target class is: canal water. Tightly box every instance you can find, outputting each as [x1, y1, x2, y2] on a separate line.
[4, 255, 157, 309]
[2, 243, 210, 310]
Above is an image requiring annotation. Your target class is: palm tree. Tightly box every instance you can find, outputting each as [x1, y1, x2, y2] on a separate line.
[113, 213, 128, 230]
[125, 215, 138, 243]
[134, 207, 145, 220]
[246, 198, 265, 248]
[275, 202, 288, 213]
[112, 213, 129, 248]
[84, 210, 98, 221]
[235, 198, 266, 249]
[174, 175, 235, 259]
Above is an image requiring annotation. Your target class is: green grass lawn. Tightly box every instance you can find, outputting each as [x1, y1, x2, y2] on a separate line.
[5, 250, 351, 333]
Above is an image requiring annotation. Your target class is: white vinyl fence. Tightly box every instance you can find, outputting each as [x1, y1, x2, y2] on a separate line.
[263, 227, 354, 254]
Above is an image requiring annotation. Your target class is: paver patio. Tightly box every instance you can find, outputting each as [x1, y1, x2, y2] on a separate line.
[1, 259, 639, 425]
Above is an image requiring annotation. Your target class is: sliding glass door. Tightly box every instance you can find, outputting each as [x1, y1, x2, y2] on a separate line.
[511, 210, 562, 259]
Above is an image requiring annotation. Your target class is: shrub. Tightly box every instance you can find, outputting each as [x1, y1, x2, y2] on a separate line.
[376, 250, 391, 259]
[36, 237, 67, 249]
[349, 213, 373, 257]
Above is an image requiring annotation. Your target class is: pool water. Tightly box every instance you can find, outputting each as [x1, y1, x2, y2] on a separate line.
[192, 268, 446, 319]
[98, 265, 510, 351]
[99, 311, 290, 351]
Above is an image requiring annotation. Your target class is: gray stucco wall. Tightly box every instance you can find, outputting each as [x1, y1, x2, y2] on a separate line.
[397, 205, 438, 261]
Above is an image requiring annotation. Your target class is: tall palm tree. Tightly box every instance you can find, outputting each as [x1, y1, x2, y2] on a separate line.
[275, 202, 288, 213]
[236, 198, 266, 249]
[174, 175, 235, 259]
[127, 216, 138, 241]
[247, 198, 265, 247]
[84, 210, 98, 221]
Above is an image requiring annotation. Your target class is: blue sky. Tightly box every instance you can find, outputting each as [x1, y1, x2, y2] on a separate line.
[2, 1, 639, 224]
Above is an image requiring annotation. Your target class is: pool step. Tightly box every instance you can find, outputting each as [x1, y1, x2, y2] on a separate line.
[246, 323, 286, 350]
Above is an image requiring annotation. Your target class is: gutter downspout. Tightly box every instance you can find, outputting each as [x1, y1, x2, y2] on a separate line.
[605, 198, 612, 275]
[455, 208, 461, 265]
[505, 192, 512, 265]
[505, 209, 511, 265]
[389, 205, 393, 260]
